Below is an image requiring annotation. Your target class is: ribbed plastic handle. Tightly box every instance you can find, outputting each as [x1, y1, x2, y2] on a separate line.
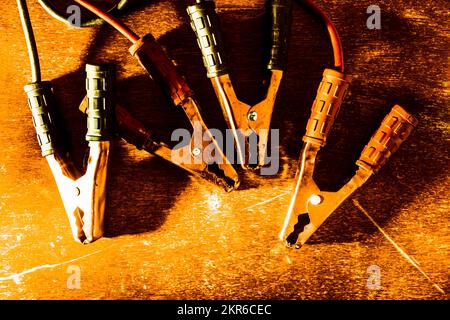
[303, 69, 351, 146]
[356, 105, 418, 173]
[187, 0, 228, 78]
[266, 0, 293, 71]
[129, 35, 193, 106]
[85, 64, 115, 141]
[24, 81, 57, 157]
[115, 105, 157, 152]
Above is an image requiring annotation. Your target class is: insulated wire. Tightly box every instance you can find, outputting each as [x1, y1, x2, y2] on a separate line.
[300, 0, 345, 72]
[74, 0, 342, 70]
[73, 0, 139, 43]
[38, 0, 130, 27]
[17, 0, 41, 83]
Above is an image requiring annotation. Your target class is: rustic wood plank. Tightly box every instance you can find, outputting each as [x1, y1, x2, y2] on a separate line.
[0, 0, 448, 299]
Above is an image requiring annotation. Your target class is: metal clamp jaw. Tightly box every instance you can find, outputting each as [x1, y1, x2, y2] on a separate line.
[187, 0, 293, 170]
[24, 64, 115, 244]
[280, 95, 418, 247]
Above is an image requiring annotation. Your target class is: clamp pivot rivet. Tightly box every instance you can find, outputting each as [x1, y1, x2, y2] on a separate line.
[192, 148, 202, 157]
[248, 111, 258, 122]
[309, 194, 322, 205]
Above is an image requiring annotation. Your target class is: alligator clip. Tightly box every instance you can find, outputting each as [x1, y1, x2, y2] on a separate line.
[125, 33, 240, 191]
[277, 1, 418, 247]
[280, 102, 418, 248]
[187, 0, 293, 170]
[24, 64, 115, 243]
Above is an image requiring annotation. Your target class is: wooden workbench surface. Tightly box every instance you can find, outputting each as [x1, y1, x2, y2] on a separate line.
[0, 0, 448, 299]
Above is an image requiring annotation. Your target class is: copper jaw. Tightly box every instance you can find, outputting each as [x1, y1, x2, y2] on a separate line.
[112, 99, 240, 192]
[210, 72, 283, 170]
[46, 142, 110, 244]
[25, 64, 115, 244]
[279, 69, 418, 248]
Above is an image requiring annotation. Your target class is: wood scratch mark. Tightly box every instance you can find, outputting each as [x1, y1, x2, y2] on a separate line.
[352, 199, 446, 295]
[242, 191, 290, 211]
[0, 248, 108, 283]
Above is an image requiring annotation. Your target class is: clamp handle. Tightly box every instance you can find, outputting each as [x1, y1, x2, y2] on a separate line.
[24, 81, 57, 157]
[187, 0, 229, 78]
[357, 105, 418, 173]
[85, 64, 115, 141]
[303, 69, 351, 146]
[115, 104, 159, 153]
[129, 35, 193, 106]
[266, 0, 293, 71]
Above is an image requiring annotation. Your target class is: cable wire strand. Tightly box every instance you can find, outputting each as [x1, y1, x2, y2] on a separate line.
[73, 0, 139, 43]
[300, 0, 344, 72]
[17, 0, 41, 82]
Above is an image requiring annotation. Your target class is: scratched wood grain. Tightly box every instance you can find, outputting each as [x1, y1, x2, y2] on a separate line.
[0, 0, 448, 299]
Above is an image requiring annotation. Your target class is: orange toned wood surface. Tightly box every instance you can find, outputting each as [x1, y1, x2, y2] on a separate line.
[0, 0, 448, 299]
